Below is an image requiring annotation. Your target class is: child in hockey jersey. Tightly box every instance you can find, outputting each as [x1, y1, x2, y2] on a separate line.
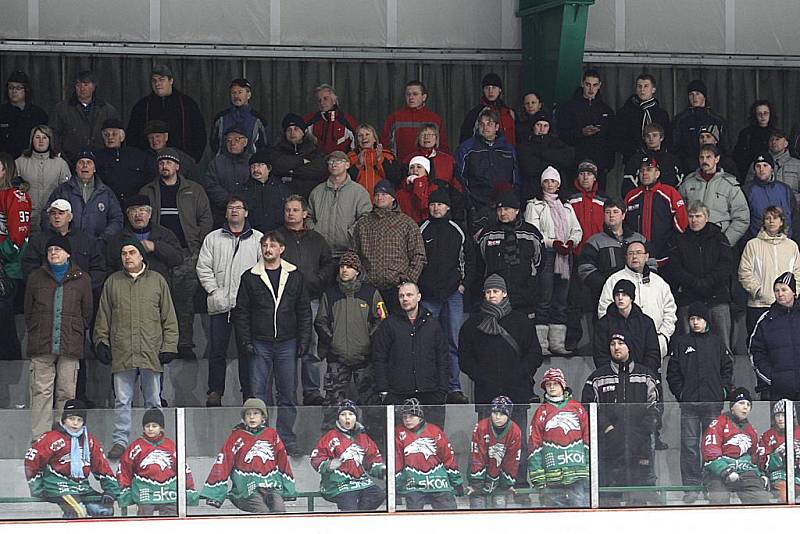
[467, 395, 522, 509]
[24, 399, 119, 518]
[701, 388, 771, 504]
[758, 400, 800, 502]
[116, 407, 199, 515]
[528, 368, 590, 507]
[395, 398, 464, 510]
[200, 398, 296, 513]
[310, 399, 386, 511]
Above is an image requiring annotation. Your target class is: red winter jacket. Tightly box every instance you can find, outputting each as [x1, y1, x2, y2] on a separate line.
[568, 180, 607, 254]
[304, 107, 359, 154]
[623, 181, 688, 266]
[381, 106, 449, 162]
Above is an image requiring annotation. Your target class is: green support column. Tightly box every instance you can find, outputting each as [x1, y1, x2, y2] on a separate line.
[518, 0, 595, 107]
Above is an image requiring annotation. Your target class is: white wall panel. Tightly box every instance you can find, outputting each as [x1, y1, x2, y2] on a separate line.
[39, 0, 149, 41]
[161, 0, 270, 44]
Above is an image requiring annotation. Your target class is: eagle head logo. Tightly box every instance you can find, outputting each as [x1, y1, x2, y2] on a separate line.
[140, 449, 172, 471]
[404, 437, 437, 460]
[244, 440, 276, 463]
[724, 434, 752, 456]
[544, 412, 581, 435]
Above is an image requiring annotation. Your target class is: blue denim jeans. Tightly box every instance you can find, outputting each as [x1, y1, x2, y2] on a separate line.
[423, 290, 464, 391]
[534, 248, 570, 325]
[112, 368, 161, 445]
[251, 339, 297, 446]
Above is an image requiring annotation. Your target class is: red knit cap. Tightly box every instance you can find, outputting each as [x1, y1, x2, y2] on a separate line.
[540, 368, 567, 391]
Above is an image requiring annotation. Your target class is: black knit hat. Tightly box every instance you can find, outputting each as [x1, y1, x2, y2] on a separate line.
[613, 279, 636, 300]
[281, 113, 306, 132]
[337, 399, 359, 418]
[609, 332, 627, 345]
[427, 187, 451, 206]
[687, 79, 707, 97]
[729, 387, 752, 407]
[753, 151, 775, 169]
[229, 78, 251, 89]
[531, 110, 552, 125]
[482, 72, 503, 89]
[157, 147, 181, 165]
[249, 150, 271, 167]
[62, 399, 87, 423]
[374, 179, 396, 198]
[490, 395, 513, 416]
[775, 272, 797, 294]
[46, 235, 72, 256]
[687, 301, 709, 321]
[494, 189, 520, 210]
[120, 238, 146, 259]
[75, 148, 96, 163]
[142, 407, 165, 428]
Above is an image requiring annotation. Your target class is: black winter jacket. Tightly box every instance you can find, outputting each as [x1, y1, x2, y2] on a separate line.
[94, 145, 156, 204]
[577, 226, 649, 298]
[127, 89, 207, 162]
[22, 228, 107, 297]
[275, 225, 335, 299]
[240, 176, 290, 234]
[0, 102, 48, 158]
[664, 222, 732, 307]
[516, 134, 575, 200]
[269, 137, 327, 201]
[667, 330, 733, 403]
[593, 302, 661, 373]
[557, 88, 615, 171]
[418, 215, 475, 301]
[621, 147, 680, 198]
[672, 106, 728, 168]
[750, 300, 800, 399]
[614, 95, 672, 160]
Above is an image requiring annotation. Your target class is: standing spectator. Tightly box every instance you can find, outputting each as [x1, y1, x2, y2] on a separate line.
[524, 166, 582, 354]
[742, 152, 796, 239]
[270, 113, 326, 201]
[196, 196, 263, 407]
[347, 123, 400, 197]
[621, 123, 681, 198]
[127, 65, 206, 162]
[686, 126, 740, 181]
[0, 70, 48, 158]
[204, 127, 251, 228]
[672, 79, 728, 171]
[397, 155, 464, 224]
[303, 83, 358, 154]
[15, 125, 70, 233]
[752, 130, 800, 201]
[402, 123, 457, 188]
[623, 156, 688, 266]
[352, 180, 426, 312]
[25, 235, 93, 438]
[515, 90, 544, 144]
[307, 151, 372, 258]
[734, 100, 776, 179]
[43, 149, 123, 244]
[455, 108, 519, 233]
[666, 302, 734, 504]
[52, 70, 119, 164]
[382, 80, 449, 161]
[749, 272, 800, 401]
[701, 388, 771, 504]
[739, 207, 800, 335]
[209, 78, 270, 156]
[94, 119, 154, 205]
[372, 282, 449, 427]
[142, 120, 197, 182]
[516, 111, 575, 201]
[94, 240, 178, 460]
[615, 73, 672, 162]
[582, 332, 660, 506]
[557, 69, 615, 189]
[680, 143, 750, 248]
[758, 400, 800, 502]
[232, 231, 311, 456]
[419, 188, 474, 404]
[276, 195, 336, 406]
[459, 72, 516, 146]
[476, 190, 543, 315]
[240, 151, 290, 234]
[140, 148, 212, 359]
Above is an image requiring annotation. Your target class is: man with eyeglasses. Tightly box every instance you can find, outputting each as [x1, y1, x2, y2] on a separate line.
[204, 127, 251, 228]
[0, 70, 48, 158]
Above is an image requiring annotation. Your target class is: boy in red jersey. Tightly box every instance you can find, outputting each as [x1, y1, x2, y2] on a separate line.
[758, 400, 800, 502]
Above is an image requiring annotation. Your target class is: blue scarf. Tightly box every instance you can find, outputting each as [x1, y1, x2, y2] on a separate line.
[65, 426, 90, 479]
[49, 260, 69, 283]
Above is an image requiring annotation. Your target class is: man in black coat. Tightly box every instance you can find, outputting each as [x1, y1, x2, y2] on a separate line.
[615, 74, 671, 162]
[94, 118, 155, 205]
[0, 70, 48, 158]
[516, 110, 575, 200]
[672, 80, 729, 175]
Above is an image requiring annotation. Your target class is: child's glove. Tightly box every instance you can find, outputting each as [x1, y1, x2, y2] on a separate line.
[761, 475, 770, 490]
[158, 352, 177, 364]
[206, 498, 223, 509]
[100, 493, 115, 505]
[720, 465, 740, 484]
[328, 458, 343, 472]
[453, 484, 466, 497]
[95, 343, 112, 365]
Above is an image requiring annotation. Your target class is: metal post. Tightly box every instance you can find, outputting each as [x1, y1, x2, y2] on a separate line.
[787, 400, 795, 505]
[386, 404, 396, 513]
[176, 407, 187, 518]
[589, 402, 599, 508]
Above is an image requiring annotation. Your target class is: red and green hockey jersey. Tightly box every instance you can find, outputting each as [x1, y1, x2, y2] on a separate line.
[310, 424, 386, 498]
[395, 422, 463, 494]
[702, 413, 763, 476]
[0, 186, 31, 279]
[116, 435, 199, 507]
[527, 396, 590, 488]
[758, 426, 800, 484]
[24, 427, 120, 498]
[200, 424, 296, 502]
[468, 418, 521, 492]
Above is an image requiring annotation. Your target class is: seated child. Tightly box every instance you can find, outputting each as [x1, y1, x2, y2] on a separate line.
[758, 399, 800, 503]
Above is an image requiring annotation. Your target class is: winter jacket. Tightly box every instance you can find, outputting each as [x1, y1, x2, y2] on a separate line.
[666, 329, 733, 403]
[739, 230, 800, 308]
[476, 217, 543, 312]
[0, 184, 31, 280]
[523, 197, 583, 249]
[516, 134, 575, 201]
[734, 124, 776, 179]
[203, 148, 250, 224]
[303, 107, 358, 154]
[557, 89, 615, 171]
[347, 147, 402, 197]
[403, 148, 456, 184]
[598, 266, 677, 357]
[310, 424, 385, 498]
[0, 102, 48, 158]
[52, 95, 119, 163]
[23, 228, 107, 296]
[742, 177, 796, 239]
[43, 176, 123, 244]
[665, 222, 732, 307]
[269, 136, 327, 201]
[394, 421, 463, 494]
[307, 176, 372, 256]
[458, 309, 542, 404]
[621, 147, 681, 197]
[240, 175, 290, 234]
[455, 133, 518, 224]
[94, 145, 155, 205]
[623, 181, 688, 264]
[15, 152, 70, 221]
[746, 149, 800, 202]
[210, 105, 270, 156]
[459, 98, 516, 146]
[196, 223, 263, 315]
[577, 226, 649, 297]
[139, 176, 213, 254]
[276, 224, 335, 299]
[232, 259, 312, 351]
[615, 95, 672, 160]
[672, 106, 728, 165]
[127, 89, 206, 162]
[567, 181, 607, 254]
[701, 413, 762, 477]
[315, 277, 385, 366]
[418, 214, 475, 301]
[470, 417, 522, 491]
[750, 299, 800, 399]
[372, 307, 448, 395]
[105, 222, 183, 280]
[353, 204, 426, 289]
[93, 266, 179, 374]
[593, 302, 661, 373]
[679, 169, 750, 246]
[24, 263, 93, 359]
[381, 105, 449, 161]
[759, 425, 800, 485]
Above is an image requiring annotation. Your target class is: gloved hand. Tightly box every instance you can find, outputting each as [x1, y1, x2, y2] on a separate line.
[406, 174, 418, 184]
[553, 240, 571, 256]
[761, 475, 770, 491]
[328, 457, 343, 472]
[372, 464, 387, 479]
[244, 343, 256, 357]
[776, 442, 787, 457]
[158, 352, 177, 364]
[466, 485, 476, 496]
[453, 484, 466, 497]
[720, 465, 740, 484]
[206, 498, 224, 509]
[96, 343, 112, 365]
[100, 493, 115, 505]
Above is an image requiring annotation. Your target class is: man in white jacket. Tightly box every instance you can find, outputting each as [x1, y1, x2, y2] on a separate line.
[196, 195, 263, 406]
[598, 240, 677, 358]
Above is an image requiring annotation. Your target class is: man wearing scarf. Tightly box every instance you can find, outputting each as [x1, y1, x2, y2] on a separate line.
[458, 72, 516, 146]
[615, 74, 672, 161]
